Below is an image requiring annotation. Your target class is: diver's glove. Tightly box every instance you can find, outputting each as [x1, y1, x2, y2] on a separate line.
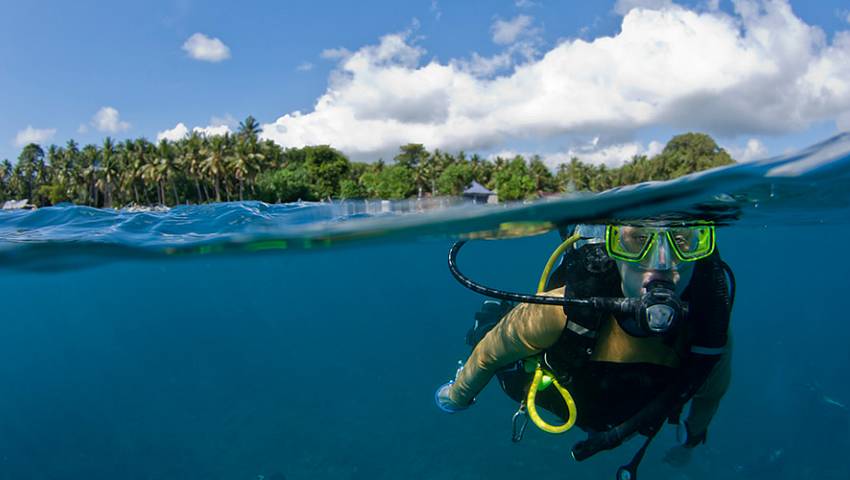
[435, 361, 473, 413]
[435, 382, 468, 413]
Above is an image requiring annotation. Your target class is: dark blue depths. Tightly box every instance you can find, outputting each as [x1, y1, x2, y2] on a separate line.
[0, 225, 848, 480]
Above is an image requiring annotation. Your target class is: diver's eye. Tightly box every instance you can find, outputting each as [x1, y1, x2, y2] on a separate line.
[622, 233, 649, 251]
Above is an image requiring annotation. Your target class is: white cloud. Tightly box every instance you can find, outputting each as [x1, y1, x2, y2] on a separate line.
[297, 62, 314, 72]
[491, 15, 535, 45]
[614, 0, 675, 16]
[157, 121, 232, 141]
[727, 138, 768, 162]
[646, 140, 664, 157]
[261, 1, 850, 162]
[515, 0, 538, 7]
[452, 51, 514, 77]
[182, 33, 231, 62]
[156, 123, 189, 142]
[91, 107, 130, 133]
[555, 140, 663, 168]
[209, 114, 237, 128]
[193, 124, 231, 137]
[14, 126, 56, 147]
[846, 11, 850, 25]
[456, 16, 541, 76]
[430, 0, 442, 20]
[705, 0, 721, 11]
[492, 139, 663, 170]
[321, 47, 351, 60]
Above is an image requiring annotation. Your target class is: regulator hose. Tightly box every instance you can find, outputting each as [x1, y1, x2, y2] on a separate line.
[448, 240, 571, 306]
[448, 240, 639, 313]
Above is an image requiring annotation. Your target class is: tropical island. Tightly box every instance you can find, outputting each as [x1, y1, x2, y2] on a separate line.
[0, 116, 734, 209]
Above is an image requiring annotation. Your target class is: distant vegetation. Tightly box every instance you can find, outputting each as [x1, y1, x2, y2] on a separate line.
[0, 116, 734, 207]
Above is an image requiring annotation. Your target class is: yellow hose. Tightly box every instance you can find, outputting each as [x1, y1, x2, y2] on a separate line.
[524, 230, 581, 434]
[537, 232, 581, 294]
[526, 363, 577, 434]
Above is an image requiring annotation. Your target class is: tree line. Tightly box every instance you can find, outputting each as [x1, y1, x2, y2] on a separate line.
[0, 116, 735, 207]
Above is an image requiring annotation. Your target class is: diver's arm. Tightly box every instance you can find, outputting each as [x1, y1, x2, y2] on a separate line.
[448, 288, 567, 406]
[684, 335, 733, 444]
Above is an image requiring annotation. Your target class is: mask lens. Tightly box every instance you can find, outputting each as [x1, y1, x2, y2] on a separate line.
[667, 226, 715, 261]
[606, 226, 654, 261]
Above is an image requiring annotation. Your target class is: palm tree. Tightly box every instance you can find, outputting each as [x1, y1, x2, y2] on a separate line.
[119, 139, 141, 205]
[79, 144, 99, 206]
[181, 132, 206, 203]
[0, 159, 13, 200]
[491, 156, 507, 189]
[97, 137, 119, 208]
[229, 137, 263, 201]
[202, 134, 229, 202]
[134, 139, 155, 204]
[238, 115, 262, 142]
[156, 139, 180, 205]
[421, 150, 446, 195]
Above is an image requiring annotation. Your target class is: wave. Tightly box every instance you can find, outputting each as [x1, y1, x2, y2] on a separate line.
[2, 133, 849, 270]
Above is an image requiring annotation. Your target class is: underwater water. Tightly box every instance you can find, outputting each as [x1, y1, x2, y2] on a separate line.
[2, 134, 850, 480]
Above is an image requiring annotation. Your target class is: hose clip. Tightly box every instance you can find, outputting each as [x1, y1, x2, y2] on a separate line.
[511, 402, 529, 443]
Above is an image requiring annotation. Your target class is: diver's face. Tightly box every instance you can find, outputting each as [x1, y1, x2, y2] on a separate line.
[614, 227, 695, 297]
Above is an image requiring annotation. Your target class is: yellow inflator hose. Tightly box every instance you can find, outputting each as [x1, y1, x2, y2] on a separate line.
[524, 231, 581, 434]
[526, 361, 577, 433]
[537, 232, 581, 294]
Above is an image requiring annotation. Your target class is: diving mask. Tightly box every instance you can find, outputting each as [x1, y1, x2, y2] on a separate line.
[606, 225, 715, 264]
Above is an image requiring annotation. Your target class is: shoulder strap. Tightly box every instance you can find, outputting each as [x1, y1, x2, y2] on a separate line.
[545, 243, 621, 375]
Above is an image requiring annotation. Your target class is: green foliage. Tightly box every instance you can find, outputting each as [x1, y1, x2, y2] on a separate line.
[437, 161, 474, 196]
[394, 143, 428, 170]
[255, 168, 315, 203]
[528, 155, 556, 192]
[0, 125, 737, 207]
[493, 156, 536, 201]
[360, 164, 415, 199]
[555, 133, 734, 193]
[338, 179, 367, 199]
[15, 143, 46, 204]
[654, 132, 734, 178]
[302, 145, 351, 200]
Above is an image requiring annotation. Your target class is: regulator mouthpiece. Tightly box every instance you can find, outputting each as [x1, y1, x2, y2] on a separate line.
[645, 303, 675, 333]
[625, 281, 686, 337]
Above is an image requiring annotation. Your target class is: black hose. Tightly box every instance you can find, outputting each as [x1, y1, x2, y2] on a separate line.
[448, 240, 590, 306]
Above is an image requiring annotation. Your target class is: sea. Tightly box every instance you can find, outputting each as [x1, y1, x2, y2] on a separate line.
[1, 133, 850, 480]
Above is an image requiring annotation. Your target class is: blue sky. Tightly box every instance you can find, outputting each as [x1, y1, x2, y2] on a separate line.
[2, 0, 850, 166]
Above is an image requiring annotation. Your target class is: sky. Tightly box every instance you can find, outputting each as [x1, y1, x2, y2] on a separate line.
[2, 0, 850, 168]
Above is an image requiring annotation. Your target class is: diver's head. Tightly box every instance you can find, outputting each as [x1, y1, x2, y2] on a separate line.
[605, 224, 715, 298]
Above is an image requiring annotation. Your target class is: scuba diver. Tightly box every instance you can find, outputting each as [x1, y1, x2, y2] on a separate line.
[435, 223, 734, 479]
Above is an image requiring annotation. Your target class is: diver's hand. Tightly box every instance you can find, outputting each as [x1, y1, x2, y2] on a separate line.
[434, 382, 470, 413]
[662, 444, 693, 468]
[435, 361, 473, 413]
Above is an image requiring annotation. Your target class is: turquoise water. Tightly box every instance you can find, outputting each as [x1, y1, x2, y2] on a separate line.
[1, 134, 850, 479]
